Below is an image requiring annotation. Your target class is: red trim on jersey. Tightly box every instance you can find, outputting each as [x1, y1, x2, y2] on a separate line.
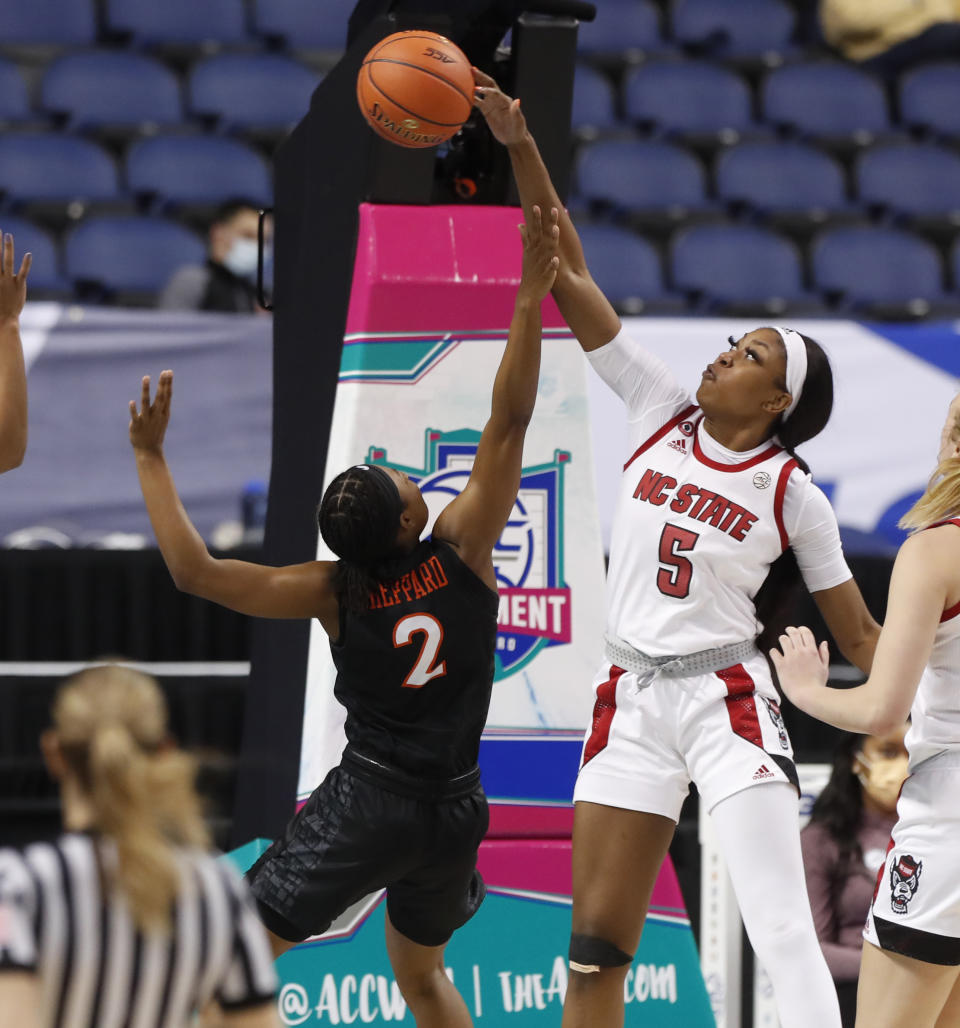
[717, 663, 763, 748]
[923, 521, 960, 621]
[623, 404, 699, 472]
[773, 458, 799, 551]
[582, 665, 626, 765]
[692, 425, 782, 473]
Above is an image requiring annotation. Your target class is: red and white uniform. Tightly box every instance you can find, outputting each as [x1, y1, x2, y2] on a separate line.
[865, 520, 960, 964]
[575, 330, 852, 819]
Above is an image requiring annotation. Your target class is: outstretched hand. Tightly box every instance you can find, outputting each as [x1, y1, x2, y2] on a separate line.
[129, 370, 173, 454]
[473, 67, 526, 146]
[769, 625, 830, 712]
[0, 232, 32, 323]
[518, 205, 560, 304]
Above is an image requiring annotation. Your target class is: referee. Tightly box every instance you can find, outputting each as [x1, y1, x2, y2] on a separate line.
[0, 665, 279, 1028]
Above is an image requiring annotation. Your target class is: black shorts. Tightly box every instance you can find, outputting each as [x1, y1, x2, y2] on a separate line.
[246, 752, 489, 948]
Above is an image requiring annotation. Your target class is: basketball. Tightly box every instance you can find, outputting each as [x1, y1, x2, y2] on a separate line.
[356, 30, 474, 149]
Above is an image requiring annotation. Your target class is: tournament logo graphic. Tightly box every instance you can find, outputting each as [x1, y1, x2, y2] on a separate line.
[889, 854, 922, 915]
[367, 428, 572, 679]
[760, 696, 789, 750]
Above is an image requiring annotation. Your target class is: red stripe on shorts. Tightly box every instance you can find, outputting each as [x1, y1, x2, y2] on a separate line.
[582, 665, 626, 765]
[717, 663, 763, 748]
[873, 835, 897, 903]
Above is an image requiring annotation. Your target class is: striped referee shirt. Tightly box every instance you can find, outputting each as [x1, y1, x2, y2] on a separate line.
[0, 833, 278, 1028]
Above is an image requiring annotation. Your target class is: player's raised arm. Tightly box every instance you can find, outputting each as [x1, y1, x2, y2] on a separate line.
[130, 371, 338, 630]
[473, 68, 620, 353]
[432, 204, 558, 584]
[0, 232, 31, 472]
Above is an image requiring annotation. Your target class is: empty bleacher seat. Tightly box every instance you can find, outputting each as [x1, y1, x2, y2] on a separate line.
[64, 215, 206, 298]
[856, 142, 960, 222]
[0, 135, 119, 208]
[671, 0, 796, 58]
[623, 60, 759, 141]
[0, 60, 32, 124]
[671, 222, 817, 314]
[126, 135, 272, 209]
[0, 215, 70, 296]
[253, 0, 354, 51]
[576, 0, 670, 57]
[577, 223, 684, 314]
[762, 62, 890, 143]
[899, 62, 960, 140]
[811, 225, 953, 318]
[188, 54, 318, 133]
[715, 140, 850, 217]
[575, 139, 714, 221]
[0, 0, 96, 47]
[571, 64, 620, 135]
[105, 0, 249, 47]
[40, 51, 183, 133]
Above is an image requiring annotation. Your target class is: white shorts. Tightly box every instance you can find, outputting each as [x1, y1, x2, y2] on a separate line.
[573, 652, 797, 822]
[864, 754, 960, 965]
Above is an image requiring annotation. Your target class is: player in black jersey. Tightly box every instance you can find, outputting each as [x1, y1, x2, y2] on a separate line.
[129, 204, 560, 1027]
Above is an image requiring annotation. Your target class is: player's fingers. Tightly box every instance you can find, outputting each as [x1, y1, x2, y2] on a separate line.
[129, 400, 138, 419]
[471, 66, 497, 88]
[2, 233, 11, 276]
[819, 640, 830, 664]
[518, 223, 528, 247]
[17, 252, 31, 280]
[141, 375, 151, 410]
[530, 204, 542, 237]
[778, 631, 795, 653]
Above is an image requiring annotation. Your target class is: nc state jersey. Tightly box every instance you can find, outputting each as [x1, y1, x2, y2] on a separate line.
[606, 403, 800, 655]
[906, 519, 960, 767]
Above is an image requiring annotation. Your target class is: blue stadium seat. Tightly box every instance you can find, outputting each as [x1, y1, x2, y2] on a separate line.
[253, 0, 354, 50]
[900, 62, 960, 139]
[189, 54, 318, 132]
[0, 135, 119, 207]
[0, 0, 96, 46]
[575, 139, 713, 217]
[577, 0, 670, 55]
[571, 64, 619, 134]
[105, 0, 249, 46]
[762, 62, 890, 141]
[671, 223, 815, 312]
[671, 0, 796, 57]
[857, 142, 960, 218]
[811, 226, 949, 315]
[577, 224, 684, 313]
[0, 61, 31, 123]
[623, 61, 759, 140]
[41, 51, 183, 132]
[126, 136, 272, 209]
[0, 215, 70, 295]
[715, 140, 849, 215]
[64, 216, 206, 296]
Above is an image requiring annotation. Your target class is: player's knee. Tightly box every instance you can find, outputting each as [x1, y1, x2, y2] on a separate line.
[568, 932, 634, 975]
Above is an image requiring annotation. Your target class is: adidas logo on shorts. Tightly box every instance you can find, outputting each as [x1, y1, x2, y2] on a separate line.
[752, 764, 776, 781]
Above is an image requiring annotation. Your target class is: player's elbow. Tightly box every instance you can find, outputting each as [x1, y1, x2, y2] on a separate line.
[865, 697, 912, 737]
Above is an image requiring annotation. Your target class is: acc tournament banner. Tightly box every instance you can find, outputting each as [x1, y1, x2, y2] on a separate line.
[298, 205, 607, 798]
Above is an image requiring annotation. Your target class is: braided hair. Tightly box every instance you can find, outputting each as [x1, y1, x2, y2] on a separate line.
[317, 464, 406, 613]
[754, 332, 835, 653]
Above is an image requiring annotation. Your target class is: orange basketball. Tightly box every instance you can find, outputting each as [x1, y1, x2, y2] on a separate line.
[357, 30, 474, 149]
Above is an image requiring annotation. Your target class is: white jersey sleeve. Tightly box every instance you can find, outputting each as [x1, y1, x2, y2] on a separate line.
[782, 470, 852, 594]
[586, 328, 691, 442]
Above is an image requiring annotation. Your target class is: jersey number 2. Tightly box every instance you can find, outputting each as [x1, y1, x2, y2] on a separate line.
[393, 614, 447, 688]
[657, 524, 699, 598]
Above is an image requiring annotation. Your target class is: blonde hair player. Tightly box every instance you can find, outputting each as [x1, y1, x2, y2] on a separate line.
[474, 70, 882, 1028]
[0, 665, 279, 1028]
[773, 392, 960, 1028]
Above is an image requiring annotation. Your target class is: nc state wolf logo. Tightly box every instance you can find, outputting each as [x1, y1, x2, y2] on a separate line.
[890, 854, 922, 915]
[761, 696, 789, 750]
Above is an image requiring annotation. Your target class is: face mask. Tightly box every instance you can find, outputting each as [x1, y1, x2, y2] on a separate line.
[222, 237, 260, 279]
[856, 752, 909, 812]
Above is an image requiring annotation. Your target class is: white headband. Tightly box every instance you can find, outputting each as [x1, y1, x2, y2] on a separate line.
[771, 326, 807, 420]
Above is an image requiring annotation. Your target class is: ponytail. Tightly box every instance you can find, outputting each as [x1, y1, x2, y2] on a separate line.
[899, 404, 960, 533]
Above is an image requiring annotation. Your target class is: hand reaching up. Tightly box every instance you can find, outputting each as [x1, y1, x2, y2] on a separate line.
[129, 370, 173, 455]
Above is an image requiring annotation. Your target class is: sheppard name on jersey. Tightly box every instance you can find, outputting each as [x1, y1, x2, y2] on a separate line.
[634, 468, 759, 541]
[367, 555, 449, 610]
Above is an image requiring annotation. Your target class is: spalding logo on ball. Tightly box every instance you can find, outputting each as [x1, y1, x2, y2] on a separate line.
[357, 30, 474, 148]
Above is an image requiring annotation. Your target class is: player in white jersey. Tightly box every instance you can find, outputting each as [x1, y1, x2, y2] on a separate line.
[474, 72, 883, 1028]
[774, 392, 960, 1027]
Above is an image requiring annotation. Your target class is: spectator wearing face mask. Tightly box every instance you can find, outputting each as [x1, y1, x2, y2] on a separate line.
[158, 201, 272, 313]
[800, 726, 909, 1027]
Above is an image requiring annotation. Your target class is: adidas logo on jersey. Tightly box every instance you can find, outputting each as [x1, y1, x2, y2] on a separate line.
[667, 438, 687, 454]
[752, 764, 776, 780]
